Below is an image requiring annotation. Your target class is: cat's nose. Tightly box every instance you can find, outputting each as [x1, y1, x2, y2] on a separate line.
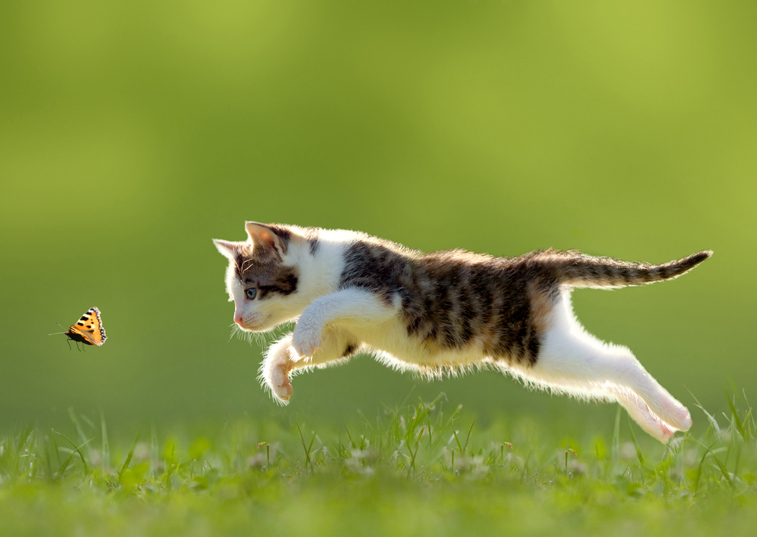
[234, 315, 244, 325]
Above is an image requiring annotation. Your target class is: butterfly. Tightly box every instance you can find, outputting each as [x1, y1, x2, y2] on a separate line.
[50, 307, 108, 347]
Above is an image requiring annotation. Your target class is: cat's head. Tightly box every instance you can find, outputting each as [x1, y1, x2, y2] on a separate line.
[213, 222, 303, 332]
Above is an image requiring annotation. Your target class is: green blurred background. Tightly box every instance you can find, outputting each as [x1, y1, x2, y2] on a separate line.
[1, 0, 755, 438]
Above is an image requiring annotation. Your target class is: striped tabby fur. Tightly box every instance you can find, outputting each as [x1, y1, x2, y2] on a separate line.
[214, 222, 711, 443]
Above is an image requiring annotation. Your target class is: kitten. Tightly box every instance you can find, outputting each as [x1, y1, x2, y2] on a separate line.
[213, 222, 711, 443]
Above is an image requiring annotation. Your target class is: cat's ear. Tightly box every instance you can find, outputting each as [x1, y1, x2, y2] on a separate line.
[213, 239, 239, 260]
[245, 222, 288, 259]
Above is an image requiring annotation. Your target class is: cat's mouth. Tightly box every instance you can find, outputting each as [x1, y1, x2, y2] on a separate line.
[237, 314, 271, 332]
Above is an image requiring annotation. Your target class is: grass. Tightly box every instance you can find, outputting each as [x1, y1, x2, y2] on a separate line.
[0, 392, 755, 537]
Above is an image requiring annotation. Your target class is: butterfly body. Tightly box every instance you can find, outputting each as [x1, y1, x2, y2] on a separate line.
[64, 307, 107, 346]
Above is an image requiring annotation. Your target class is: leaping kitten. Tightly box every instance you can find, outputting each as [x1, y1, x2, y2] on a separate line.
[213, 222, 711, 443]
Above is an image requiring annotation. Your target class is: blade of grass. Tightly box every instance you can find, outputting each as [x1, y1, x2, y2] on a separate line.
[688, 390, 721, 438]
[307, 431, 317, 466]
[56, 451, 76, 479]
[67, 408, 89, 450]
[53, 430, 91, 474]
[345, 426, 356, 450]
[119, 432, 140, 479]
[150, 425, 158, 478]
[452, 429, 463, 455]
[628, 420, 645, 467]
[443, 405, 463, 430]
[42, 433, 54, 481]
[100, 412, 109, 473]
[689, 438, 727, 493]
[51, 430, 63, 470]
[724, 389, 745, 439]
[612, 406, 621, 462]
[405, 438, 416, 474]
[296, 423, 312, 472]
[463, 421, 475, 454]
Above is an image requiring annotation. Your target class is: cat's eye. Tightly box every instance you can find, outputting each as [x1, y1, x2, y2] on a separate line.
[245, 288, 257, 300]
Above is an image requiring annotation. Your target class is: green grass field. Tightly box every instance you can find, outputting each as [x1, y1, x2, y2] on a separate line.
[2, 392, 755, 537]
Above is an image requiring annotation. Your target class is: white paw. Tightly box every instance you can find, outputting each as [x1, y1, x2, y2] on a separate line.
[680, 408, 692, 431]
[659, 420, 676, 443]
[264, 359, 294, 402]
[665, 404, 692, 432]
[293, 326, 321, 358]
[270, 362, 294, 401]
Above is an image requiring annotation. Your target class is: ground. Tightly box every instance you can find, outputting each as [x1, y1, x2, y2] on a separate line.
[0, 393, 755, 537]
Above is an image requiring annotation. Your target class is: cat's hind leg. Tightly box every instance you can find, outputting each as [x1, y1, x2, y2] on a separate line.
[518, 293, 691, 442]
[259, 328, 360, 403]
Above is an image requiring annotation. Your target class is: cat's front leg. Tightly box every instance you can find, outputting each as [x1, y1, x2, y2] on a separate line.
[292, 316, 322, 358]
[292, 288, 397, 358]
[260, 328, 361, 403]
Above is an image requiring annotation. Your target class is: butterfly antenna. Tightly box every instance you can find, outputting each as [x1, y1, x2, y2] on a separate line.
[49, 321, 68, 336]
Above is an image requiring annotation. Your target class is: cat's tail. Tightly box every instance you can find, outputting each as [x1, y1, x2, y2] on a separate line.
[556, 250, 712, 289]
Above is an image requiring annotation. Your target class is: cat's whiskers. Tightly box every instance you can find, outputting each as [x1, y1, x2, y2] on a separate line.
[230, 323, 275, 348]
[228, 324, 240, 342]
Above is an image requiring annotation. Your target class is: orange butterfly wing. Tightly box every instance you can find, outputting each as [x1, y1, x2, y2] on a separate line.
[66, 307, 107, 346]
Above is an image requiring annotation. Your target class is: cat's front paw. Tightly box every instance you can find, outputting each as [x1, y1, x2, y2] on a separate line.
[270, 362, 294, 402]
[293, 326, 321, 358]
[260, 336, 297, 403]
[261, 356, 294, 403]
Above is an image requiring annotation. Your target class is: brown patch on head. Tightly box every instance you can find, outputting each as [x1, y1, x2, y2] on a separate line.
[234, 248, 299, 299]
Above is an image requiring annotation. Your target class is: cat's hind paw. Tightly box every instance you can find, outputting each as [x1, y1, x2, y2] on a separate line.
[659, 401, 692, 432]
[610, 387, 683, 443]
